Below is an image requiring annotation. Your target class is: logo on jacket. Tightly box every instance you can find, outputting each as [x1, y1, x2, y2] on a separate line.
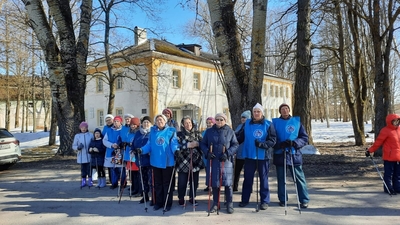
[253, 129, 264, 139]
[156, 137, 165, 146]
[286, 124, 295, 134]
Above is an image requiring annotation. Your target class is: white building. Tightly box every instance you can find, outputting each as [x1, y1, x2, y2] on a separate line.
[85, 28, 293, 130]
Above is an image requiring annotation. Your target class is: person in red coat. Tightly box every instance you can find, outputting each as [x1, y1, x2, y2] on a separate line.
[367, 114, 400, 195]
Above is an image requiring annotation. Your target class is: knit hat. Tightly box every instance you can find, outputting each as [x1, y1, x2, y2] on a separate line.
[105, 114, 114, 121]
[93, 128, 102, 136]
[279, 103, 290, 113]
[114, 116, 123, 122]
[206, 116, 216, 124]
[124, 113, 134, 119]
[130, 117, 140, 126]
[241, 110, 251, 119]
[162, 108, 173, 117]
[141, 116, 152, 124]
[215, 113, 227, 121]
[253, 103, 264, 114]
[155, 114, 168, 123]
[79, 121, 88, 128]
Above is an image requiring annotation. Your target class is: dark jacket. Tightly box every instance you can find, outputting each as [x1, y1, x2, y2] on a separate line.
[89, 128, 106, 166]
[200, 124, 239, 187]
[132, 127, 151, 167]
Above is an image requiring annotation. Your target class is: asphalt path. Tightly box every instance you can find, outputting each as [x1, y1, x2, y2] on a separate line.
[0, 167, 399, 225]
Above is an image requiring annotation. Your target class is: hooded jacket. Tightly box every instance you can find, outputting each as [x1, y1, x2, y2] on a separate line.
[369, 114, 400, 162]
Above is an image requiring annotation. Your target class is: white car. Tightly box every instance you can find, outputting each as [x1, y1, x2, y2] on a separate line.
[0, 128, 22, 169]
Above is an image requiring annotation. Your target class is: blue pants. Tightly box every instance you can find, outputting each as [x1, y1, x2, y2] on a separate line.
[241, 159, 270, 204]
[111, 167, 126, 186]
[383, 161, 400, 192]
[276, 165, 309, 204]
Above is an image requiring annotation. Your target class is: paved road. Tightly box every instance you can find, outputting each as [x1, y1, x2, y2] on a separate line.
[0, 167, 399, 225]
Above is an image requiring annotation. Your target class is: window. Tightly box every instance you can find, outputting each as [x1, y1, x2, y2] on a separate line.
[263, 84, 268, 96]
[116, 108, 123, 117]
[270, 85, 274, 97]
[193, 73, 200, 90]
[98, 110, 104, 127]
[172, 70, 181, 88]
[97, 77, 103, 92]
[142, 109, 147, 114]
[116, 77, 123, 90]
[275, 85, 279, 97]
[280, 87, 284, 97]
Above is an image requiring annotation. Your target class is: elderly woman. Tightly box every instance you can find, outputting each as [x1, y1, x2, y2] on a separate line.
[176, 116, 205, 207]
[201, 113, 238, 214]
[138, 114, 179, 212]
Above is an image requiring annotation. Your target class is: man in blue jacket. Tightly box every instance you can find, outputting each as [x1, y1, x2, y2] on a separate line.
[272, 103, 310, 209]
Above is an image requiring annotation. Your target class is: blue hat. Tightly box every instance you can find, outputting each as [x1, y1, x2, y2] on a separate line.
[241, 110, 251, 119]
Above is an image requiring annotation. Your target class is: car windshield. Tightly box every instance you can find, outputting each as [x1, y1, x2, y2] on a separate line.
[0, 129, 14, 138]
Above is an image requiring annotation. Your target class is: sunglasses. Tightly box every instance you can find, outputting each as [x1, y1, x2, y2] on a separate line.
[215, 118, 224, 121]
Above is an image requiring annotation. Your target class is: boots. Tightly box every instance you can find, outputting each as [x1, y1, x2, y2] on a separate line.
[96, 178, 102, 188]
[88, 178, 93, 187]
[81, 178, 87, 187]
[99, 177, 106, 188]
[139, 193, 149, 204]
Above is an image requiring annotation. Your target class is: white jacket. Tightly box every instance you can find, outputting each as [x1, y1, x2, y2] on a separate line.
[72, 132, 94, 164]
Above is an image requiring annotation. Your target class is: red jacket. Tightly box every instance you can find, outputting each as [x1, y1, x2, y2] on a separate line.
[369, 114, 400, 161]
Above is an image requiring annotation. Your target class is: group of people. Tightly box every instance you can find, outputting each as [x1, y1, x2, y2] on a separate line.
[72, 104, 311, 214]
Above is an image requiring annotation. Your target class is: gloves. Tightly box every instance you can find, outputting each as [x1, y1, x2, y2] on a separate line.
[120, 142, 127, 149]
[77, 143, 84, 150]
[365, 150, 371, 157]
[280, 139, 292, 149]
[255, 140, 263, 148]
[219, 153, 228, 162]
[174, 150, 180, 157]
[207, 152, 216, 160]
[133, 148, 142, 154]
[89, 148, 94, 153]
[93, 147, 99, 153]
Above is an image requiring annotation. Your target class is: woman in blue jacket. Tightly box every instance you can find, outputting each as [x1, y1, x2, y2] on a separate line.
[201, 113, 238, 214]
[139, 114, 179, 212]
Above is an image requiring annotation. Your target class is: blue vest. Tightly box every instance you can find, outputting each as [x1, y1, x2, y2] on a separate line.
[272, 116, 300, 154]
[242, 119, 271, 159]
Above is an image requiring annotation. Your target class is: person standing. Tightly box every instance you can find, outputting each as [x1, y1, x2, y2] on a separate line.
[176, 116, 205, 206]
[366, 114, 400, 195]
[137, 114, 179, 212]
[237, 103, 276, 210]
[202, 116, 215, 192]
[162, 108, 180, 131]
[102, 114, 114, 184]
[122, 117, 140, 195]
[201, 113, 238, 214]
[103, 116, 124, 189]
[272, 103, 310, 208]
[73, 122, 94, 188]
[88, 128, 107, 188]
[233, 110, 251, 192]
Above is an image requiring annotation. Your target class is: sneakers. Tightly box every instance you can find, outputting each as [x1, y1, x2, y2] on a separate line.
[238, 202, 248, 207]
[209, 205, 219, 213]
[300, 203, 308, 208]
[178, 199, 184, 206]
[189, 199, 198, 206]
[260, 203, 268, 210]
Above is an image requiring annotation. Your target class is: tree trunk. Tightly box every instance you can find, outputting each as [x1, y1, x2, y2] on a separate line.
[293, 0, 312, 144]
[49, 100, 57, 146]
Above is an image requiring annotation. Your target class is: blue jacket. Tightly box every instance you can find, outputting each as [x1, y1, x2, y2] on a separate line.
[141, 125, 179, 169]
[132, 127, 151, 167]
[272, 116, 308, 166]
[120, 127, 137, 161]
[237, 118, 277, 160]
[200, 124, 238, 187]
[102, 126, 122, 158]
[234, 123, 245, 160]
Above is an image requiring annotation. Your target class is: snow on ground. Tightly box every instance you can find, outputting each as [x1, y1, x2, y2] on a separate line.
[9, 120, 375, 155]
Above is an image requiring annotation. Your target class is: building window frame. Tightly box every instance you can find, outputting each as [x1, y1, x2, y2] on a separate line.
[172, 70, 181, 88]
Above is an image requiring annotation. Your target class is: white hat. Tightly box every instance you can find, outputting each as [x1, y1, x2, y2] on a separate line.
[154, 114, 168, 123]
[124, 113, 134, 119]
[105, 114, 114, 121]
[253, 103, 264, 115]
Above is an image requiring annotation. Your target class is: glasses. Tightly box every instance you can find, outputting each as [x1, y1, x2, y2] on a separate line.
[215, 118, 224, 121]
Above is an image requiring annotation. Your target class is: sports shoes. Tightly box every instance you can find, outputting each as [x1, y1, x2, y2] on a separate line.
[209, 205, 219, 213]
[178, 199, 184, 206]
[189, 199, 198, 206]
[238, 202, 248, 207]
[260, 203, 268, 210]
[300, 203, 308, 208]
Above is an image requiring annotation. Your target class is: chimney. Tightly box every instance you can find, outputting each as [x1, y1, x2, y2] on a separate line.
[134, 26, 147, 46]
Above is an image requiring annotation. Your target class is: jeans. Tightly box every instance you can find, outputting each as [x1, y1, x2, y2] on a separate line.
[241, 159, 270, 204]
[276, 165, 309, 204]
[111, 167, 126, 186]
[383, 161, 400, 192]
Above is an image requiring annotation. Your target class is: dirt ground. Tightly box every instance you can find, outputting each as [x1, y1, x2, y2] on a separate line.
[9, 143, 380, 179]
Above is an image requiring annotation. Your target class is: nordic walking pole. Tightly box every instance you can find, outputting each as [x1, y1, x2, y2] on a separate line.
[95, 151, 99, 189]
[163, 166, 176, 214]
[191, 147, 195, 212]
[207, 143, 213, 216]
[129, 151, 135, 199]
[255, 143, 259, 212]
[217, 145, 225, 215]
[183, 153, 191, 210]
[290, 149, 301, 214]
[138, 153, 148, 212]
[368, 154, 392, 196]
[152, 169, 156, 206]
[283, 148, 287, 215]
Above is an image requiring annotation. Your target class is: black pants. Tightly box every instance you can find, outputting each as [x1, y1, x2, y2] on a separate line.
[91, 165, 105, 177]
[177, 171, 199, 200]
[139, 166, 150, 193]
[233, 158, 245, 189]
[153, 167, 175, 208]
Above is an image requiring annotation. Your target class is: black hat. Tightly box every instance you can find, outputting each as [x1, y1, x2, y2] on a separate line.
[141, 116, 152, 124]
